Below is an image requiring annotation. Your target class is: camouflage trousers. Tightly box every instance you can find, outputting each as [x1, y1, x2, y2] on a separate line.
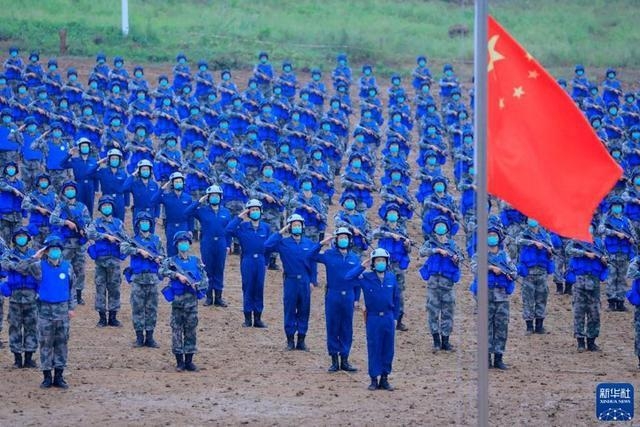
[304, 226, 322, 243]
[9, 301, 38, 353]
[553, 252, 567, 285]
[426, 276, 456, 336]
[572, 275, 600, 339]
[504, 225, 521, 262]
[22, 159, 43, 190]
[171, 303, 198, 355]
[607, 254, 629, 302]
[47, 169, 71, 193]
[263, 208, 282, 263]
[130, 280, 159, 332]
[521, 271, 549, 321]
[389, 262, 406, 316]
[635, 306, 640, 357]
[0, 296, 3, 333]
[0, 216, 21, 245]
[94, 257, 121, 312]
[488, 300, 509, 355]
[63, 242, 86, 291]
[38, 302, 70, 370]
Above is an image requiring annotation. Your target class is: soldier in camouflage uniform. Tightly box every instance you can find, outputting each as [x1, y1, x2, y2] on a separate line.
[627, 261, 640, 368]
[49, 181, 90, 305]
[418, 217, 462, 353]
[159, 231, 208, 372]
[87, 195, 127, 328]
[121, 212, 164, 348]
[31, 234, 76, 389]
[566, 229, 608, 352]
[0, 161, 26, 245]
[0, 236, 7, 347]
[0, 228, 39, 368]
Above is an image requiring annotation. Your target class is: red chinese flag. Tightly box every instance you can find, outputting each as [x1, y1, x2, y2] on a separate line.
[487, 16, 622, 242]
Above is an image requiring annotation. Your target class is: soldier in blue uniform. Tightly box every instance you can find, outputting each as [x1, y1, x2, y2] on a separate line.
[313, 227, 360, 372]
[225, 199, 272, 328]
[61, 137, 99, 217]
[186, 184, 232, 307]
[253, 51, 274, 96]
[95, 148, 129, 221]
[121, 211, 164, 348]
[122, 159, 160, 227]
[334, 192, 371, 256]
[22, 173, 58, 247]
[87, 196, 127, 327]
[151, 172, 193, 256]
[265, 214, 319, 351]
[159, 231, 208, 372]
[346, 248, 399, 391]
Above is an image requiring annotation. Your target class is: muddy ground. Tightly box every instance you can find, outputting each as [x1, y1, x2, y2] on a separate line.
[0, 57, 639, 426]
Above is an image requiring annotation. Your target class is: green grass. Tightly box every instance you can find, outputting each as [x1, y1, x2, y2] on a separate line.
[0, 0, 639, 74]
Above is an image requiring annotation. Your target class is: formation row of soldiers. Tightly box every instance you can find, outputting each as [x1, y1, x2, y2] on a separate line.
[2, 46, 640, 389]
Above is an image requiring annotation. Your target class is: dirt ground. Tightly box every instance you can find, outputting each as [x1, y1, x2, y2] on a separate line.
[1, 57, 639, 426]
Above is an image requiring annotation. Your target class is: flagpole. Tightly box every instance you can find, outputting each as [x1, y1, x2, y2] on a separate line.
[474, 0, 489, 426]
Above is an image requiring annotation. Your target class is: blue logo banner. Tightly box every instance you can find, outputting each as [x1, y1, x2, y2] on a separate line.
[596, 383, 634, 422]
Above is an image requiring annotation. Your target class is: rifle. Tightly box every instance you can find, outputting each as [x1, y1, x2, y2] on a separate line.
[163, 256, 201, 293]
[61, 203, 87, 239]
[425, 237, 461, 264]
[517, 231, 554, 255]
[423, 200, 461, 222]
[219, 173, 249, 196]
[181, 162, 214, 184]
[155, 152, 182, 169]
[603, 226, 635, 242]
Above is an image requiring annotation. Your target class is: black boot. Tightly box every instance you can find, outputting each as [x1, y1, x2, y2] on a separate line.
[203, 290, 214, 306]
[587, 337, 601, 352]
[40, 370, 52, 388]
[134, 330, 145, 347]
[296, 334, 308, 351]
[286, 334, 295, 351]
[576, 337, 586, 353]
[396, 315, 408, 332]
[175, 353, 185, 372]
[242, 312, 253, 327]
[488, 353, 493, 369]
[13, 352, 22, 369]
[617, 300, 629, 312]
[340, 355, 358, 372]
[534, 318, 546, 334]
[253, 311, 266, 328]
[53, 368, 68, 389]
[108, 311, 122, 327]
[23, 351, 36, 368]
[555, 282, 564, 294]
[145, 330, 159, 348]
[607, 299, 617, 311]
[76, 289, 85, 305]
[637, 356, 640, 370]
[525, 320, 534, 336]
[184, 353, 198, 371]
[232, 242, 241, 255]
[328, 354, 339, 372]
[432, 333, 441, 353]
[97, 311, 107, 327]
[563, 282, 573, 295]
[440, 335, 453, 351]
[493, 353, 508, 370]
[378, 374, 394, 391]
[267, 255, 280, 271]
[368, 376, 379, 391]
[213, 290, 228, 307]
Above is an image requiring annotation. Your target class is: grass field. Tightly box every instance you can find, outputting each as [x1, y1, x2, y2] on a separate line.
[0, 0, 639, 73]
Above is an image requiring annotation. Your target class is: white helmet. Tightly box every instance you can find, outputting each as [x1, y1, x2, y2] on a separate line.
[107, 148, 123, 158]
[206, 184, 223, 194]
[245, 199, 263, 209]
[169, 171, 185, 181]
[137, 159, 153, 169]
[286, 213, 305, 225]
[370, 248, 390, 261]
[76, 137, 91, 146]
[334, 227, 353, 237]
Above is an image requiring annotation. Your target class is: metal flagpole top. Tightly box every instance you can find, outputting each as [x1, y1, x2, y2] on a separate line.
[473, 0, 489, 426]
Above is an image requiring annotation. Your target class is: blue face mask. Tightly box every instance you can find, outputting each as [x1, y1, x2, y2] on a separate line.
[274, 88, 282, 95]
[27, 124, 37, 132]
[69, 75, 77, 82]
[280, 145, 290, 154]
[2, 116, 11, 124]
[301, 182, 312, 191]
[263, 169, 273, 178]
[250, 83, 257, 90]
[337, 238, 350, 249]
[6, 167, 16, 176]
[248, 133, 257, 141]
[173, 181, 184, 190]
[38, 180, 49, 189]
[84, 109, 93, 116]
[344, 200, 356, 210]
[322, 124, 331, 131]
[200, 66, 207, 72]
[18, 87, 27, 94]
[387, 212, 399, 223]
[527, 219, 538, 228]
[112, 119, 121, 127]
[167, 139, 177, 148]
[227, 159, 237, 168]
[389, 145, 399, 154]
[15, 235, 28, 247]
[351, 160, 361, 169]
[223, 74, 230, 81]
[612, 205, 623, 214]
[137, 92, 146, 100]
[434, 182, 445, 193]
[632, 132, 640, 140]
[355, 135, 365, 143]
[453, 94, 461, 101]
[422, 86, 430, 94]
[427, 127, 436, 135]
[313, 152, 322, 160]
[177, 241, 190, 252]
[163, 99, 171, 106]
[609, 108, 618, 115]
[434, 223, 448, 235]
[160, 80, 168, 87]
[634, 177, 640, 186]
[38, 93, 47, 100]
[64, 189, 76, 199]
[136, 129, 146, 137]
[263, 107, 272, 113]
[487, 235, 500, 246]
[291, 225, 303, 235]
[194, 149, 204, 159]
[112, 87, 121, 94]
[220, 122, 229, 130]
[427, 157, 437, 166]
[90, 82, 98, 89]
[53, 130, 62, 138]
[374, 261, 387, 272]
[391, 172, 401, 181]
[183, 87, 191, 94]
[139, 221, 151, 232]
[249, 210, 261, 220]
[209, 195, 221, 205]
[140, 168, 151, 178]
[135, 71, 143, 78]
[313, 74, 320, 81]
[612, 151, 621, 159]
[109, 158, 120, 168]
[48, 247, 62, 260]
[100, 205, 113, 216]
[464, 136, 473, 144]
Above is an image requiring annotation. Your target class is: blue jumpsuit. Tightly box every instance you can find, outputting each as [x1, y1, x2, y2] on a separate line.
[345, 265, 400, 378]
[264, 232, 319, 337]
[150, 189, 193, 256]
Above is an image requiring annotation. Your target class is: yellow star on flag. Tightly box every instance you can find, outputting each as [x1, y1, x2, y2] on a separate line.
[528, 70, 539, 79]
[513, 86, 525, 98]
[488, 34, 505, 72]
